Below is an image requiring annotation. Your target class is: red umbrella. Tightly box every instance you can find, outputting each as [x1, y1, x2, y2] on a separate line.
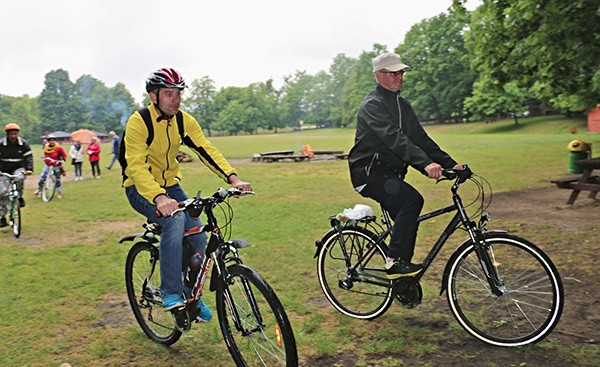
[71, 129, 98, 144]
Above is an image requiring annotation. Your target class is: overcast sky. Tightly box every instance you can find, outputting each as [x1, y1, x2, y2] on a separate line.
[1, 0, 479, 101]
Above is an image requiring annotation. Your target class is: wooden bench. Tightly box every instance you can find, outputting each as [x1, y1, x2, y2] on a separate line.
[551, 157, 600, 204]
[313, 150, 344, 156]
[550, 175, 599, 189]
[260, 154, 310, 163]
[252, 150, 295, 162]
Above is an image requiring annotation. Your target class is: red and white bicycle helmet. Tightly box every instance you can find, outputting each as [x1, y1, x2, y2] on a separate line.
[145, 68, 186, 93]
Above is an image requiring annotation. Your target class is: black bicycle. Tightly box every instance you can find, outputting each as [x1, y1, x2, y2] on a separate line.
[119, 188, 298, 366]
[314, 167, 563, 347]
[0, 172, 23, 237]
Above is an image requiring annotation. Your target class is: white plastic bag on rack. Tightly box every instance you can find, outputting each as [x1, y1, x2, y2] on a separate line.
[336, 204, 374, 221]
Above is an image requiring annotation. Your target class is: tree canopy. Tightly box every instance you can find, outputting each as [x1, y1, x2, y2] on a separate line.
[1, 1, 597, 139]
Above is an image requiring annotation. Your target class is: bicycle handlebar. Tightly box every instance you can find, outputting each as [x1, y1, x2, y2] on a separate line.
[0, 172, 25, 179]
[441, 165, 473, 183]
[159, 188, 256, 218]
[44, 157, 64, 166]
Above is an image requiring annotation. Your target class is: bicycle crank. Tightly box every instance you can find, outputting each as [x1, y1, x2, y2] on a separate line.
[392, 278, 422, 309]
[172, 307, 193, 332]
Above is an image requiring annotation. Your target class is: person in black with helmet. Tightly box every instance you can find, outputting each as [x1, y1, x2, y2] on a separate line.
[0, 123, 33, 227]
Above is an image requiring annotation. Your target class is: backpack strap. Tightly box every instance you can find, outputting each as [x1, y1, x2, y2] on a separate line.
[175, 111, 185, 143]
[138, 107, 154, 146]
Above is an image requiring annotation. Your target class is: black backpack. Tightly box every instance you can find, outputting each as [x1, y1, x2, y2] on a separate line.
[118, 107, 184, 176]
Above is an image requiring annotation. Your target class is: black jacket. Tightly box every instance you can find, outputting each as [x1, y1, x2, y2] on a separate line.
[0, 136, 34, 173]
[348, 85, 456, 190]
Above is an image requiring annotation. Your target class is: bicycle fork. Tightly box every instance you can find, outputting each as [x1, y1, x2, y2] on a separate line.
[463, 216, 505, 297]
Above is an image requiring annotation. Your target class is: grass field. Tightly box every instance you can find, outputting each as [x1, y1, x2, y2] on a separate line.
[1, 115, 599, 366]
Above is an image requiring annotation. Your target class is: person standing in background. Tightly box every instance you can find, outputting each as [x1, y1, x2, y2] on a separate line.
[87, 137, 101, 179]
[106, 131, 120, 170]
[69, 139, 85, 180]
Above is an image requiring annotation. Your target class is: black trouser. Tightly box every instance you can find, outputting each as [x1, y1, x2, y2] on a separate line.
[90, 161, 101, 177]
[360, 174, 424, 261]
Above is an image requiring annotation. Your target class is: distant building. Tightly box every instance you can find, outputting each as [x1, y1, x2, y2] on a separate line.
[588, 106, 600, 133]
[41, 131, 71, 144]
[41, 130, 110, 144]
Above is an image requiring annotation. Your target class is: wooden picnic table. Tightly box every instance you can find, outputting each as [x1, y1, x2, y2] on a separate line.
[252, 150, 295, 162]
[551, 157, 600, 205]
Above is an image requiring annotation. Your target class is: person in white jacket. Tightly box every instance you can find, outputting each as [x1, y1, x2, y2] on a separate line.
[69, 140, 85, 180]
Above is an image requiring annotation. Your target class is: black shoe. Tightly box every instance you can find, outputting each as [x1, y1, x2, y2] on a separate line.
[18, 197, 25, 207]
[0, 216, 7, 228]
[385, 259, 423, 279]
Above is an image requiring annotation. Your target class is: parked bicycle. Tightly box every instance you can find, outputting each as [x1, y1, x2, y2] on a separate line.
[38, 157, 63, 202]
[119, 187, 298, 366]
[0, 172, 23, 237]
[314, 166, 563, 347]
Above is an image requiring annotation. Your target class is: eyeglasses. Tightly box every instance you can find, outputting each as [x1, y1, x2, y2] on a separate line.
[380, 70, 405, 77]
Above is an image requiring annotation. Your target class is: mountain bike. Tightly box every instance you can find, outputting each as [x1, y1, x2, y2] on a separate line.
[39, 158, 63, 202]
[314, 166, 563, 347]
[0, 172, 23, 237]
[119, 187, 298, 366]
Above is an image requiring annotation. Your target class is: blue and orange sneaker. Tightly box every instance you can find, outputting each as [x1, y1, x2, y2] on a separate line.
[196, 298, 213, 322]
[162, 294, 185, 311]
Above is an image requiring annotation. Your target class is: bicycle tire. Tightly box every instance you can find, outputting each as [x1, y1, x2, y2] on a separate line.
[125, 241, 182, 345]
[316, 226, 393, 320]
[42, 172, 56, 202]
[9, 196, 21, 238]
[216, 264, 298, 367]
[446, 232, 563, 347]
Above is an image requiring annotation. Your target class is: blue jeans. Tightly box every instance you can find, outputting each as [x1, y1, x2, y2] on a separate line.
[107, 153, 118, 169]
[73, 162, 83, 177]
[38, 166, 62, 192]
[360, 174, 424, 261]
[125, 184, 207, 297]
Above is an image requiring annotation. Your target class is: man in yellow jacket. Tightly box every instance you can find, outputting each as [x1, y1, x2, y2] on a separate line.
[121, 67, 252, 321]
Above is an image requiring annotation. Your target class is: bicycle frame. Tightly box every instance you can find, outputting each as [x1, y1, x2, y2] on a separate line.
[329, 173, 504, 296]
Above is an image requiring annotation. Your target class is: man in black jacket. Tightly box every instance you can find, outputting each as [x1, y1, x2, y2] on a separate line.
[0, 123, 33, 227]
[348, 52, 463, 279]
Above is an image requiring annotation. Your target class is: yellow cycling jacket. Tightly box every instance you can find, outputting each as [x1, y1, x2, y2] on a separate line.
[121, 104, 237, 203]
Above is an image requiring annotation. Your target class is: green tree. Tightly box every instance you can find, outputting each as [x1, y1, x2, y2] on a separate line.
[183, 76, 217, 136]
[338, 45, 385, 127]
[107, 82, 137, 135]
[398, 10, 475, 122]
[466, 0, 599, 113]
[9, 97, 41, 140]
[38, 69, 80, 133]
[328, 54, 358, 127]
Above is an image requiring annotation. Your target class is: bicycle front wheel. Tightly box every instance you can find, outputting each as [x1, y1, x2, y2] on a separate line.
[216, 264, 298, 367]
[125, 241, 181, 345]
[9, 196, 20, 238]
[446, 233, 563, 347]
[42, 173, 56, 202]
[316, 227, 393, 320]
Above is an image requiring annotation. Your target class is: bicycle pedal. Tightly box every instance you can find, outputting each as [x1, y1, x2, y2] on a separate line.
[172, 308, 193, 332]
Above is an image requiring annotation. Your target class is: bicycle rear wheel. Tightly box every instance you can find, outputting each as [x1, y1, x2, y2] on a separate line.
[446, 233, 563, 347]
[216, 264, 298, 367]
[9, 196, 20, 238]
[316, 227, 393, 320]
[42, 173, 56, 202]
[125, 241, 181, 345]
